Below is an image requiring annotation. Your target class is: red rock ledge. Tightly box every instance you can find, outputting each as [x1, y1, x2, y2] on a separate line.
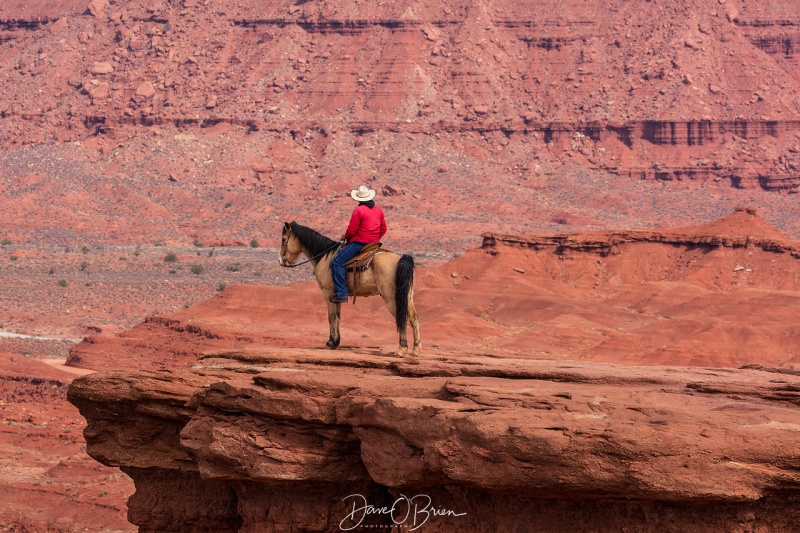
[69, 348, 800, 532]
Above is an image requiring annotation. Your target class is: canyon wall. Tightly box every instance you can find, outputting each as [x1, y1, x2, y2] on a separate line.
[3, 1, 800, 250]
[2, 0, 799, 187]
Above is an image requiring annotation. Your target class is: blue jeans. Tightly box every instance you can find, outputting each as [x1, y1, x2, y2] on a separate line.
[331, 242, 365, 299]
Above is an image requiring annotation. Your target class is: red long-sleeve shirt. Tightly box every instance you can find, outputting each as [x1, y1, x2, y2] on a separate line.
[344, 204, 387, 244]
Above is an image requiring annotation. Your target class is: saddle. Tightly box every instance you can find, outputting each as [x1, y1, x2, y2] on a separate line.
[345, 243, 383, 304]
[345, 243, 382, 272]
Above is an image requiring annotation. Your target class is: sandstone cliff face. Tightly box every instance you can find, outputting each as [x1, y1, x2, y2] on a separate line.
[69, 349, 800, 532]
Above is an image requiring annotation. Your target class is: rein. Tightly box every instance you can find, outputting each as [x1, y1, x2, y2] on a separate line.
[282, 240, 343, 268]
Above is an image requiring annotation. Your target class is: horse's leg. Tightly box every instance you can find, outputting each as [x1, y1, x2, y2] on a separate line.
[408, 295, 421, 356]
[377, 290, 406, 356]
[397, 322, 409, 357]
[325, 299, 341, 349]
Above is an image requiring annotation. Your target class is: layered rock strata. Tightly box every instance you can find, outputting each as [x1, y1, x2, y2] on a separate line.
[69, 348, 800, 532]
[3, 0, 800, 196]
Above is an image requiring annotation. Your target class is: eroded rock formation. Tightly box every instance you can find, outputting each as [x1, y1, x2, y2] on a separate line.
[69, 349, 800, 531]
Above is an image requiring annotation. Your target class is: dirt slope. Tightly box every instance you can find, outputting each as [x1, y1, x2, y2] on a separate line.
[0, 353, 133, 532]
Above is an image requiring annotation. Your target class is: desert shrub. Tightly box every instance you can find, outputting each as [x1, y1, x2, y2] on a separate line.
[9, 255, 18, 261]
[224, 201, 232, 209]
[225, 263, 240, 272]
[154, 240, 165, 247]
[217, 283, 227, 291]
[253, 271, 262, 277]
[164, 252, 178, 263]
[0, 238, 12, 246]
[190, 264, 204, 275]
[250, 238, 259, 248]
[169, 270, 177, 274]
[58, 279, 67, 287]
[208, 249, 214, 257]
[81, 246, 90, 254]
[48, 268, 55, 275]
[80, 261, 89, 271]
[193, 238, 203, 247]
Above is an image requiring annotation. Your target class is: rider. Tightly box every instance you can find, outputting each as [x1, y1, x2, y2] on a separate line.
[330, 185, 387, 303]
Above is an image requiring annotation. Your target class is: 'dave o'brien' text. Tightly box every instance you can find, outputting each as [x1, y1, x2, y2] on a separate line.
[339, 493, 467, 531]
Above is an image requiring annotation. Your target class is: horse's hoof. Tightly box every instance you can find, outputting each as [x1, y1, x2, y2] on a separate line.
[396, 349, 407, 357]
[326, 340, 339, 349]
[410, 347, 421, 357]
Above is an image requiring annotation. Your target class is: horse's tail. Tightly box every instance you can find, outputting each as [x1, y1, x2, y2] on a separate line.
[394, 254, 415, 333]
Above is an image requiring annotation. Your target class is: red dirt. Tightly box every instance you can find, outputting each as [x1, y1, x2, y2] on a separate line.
[0, 353, 133, 532]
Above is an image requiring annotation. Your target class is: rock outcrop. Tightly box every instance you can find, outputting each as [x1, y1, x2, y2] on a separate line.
[482, 206, 800, 255]
[69, 349, 800, 531]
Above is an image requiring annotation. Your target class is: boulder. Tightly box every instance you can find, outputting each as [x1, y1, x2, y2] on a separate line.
[87, 0, 108, 18]
[49, 18, 67, 35]
[89, 82, 110, 100]
[91, 62, 114, 74]
[135, 81, 156, 99]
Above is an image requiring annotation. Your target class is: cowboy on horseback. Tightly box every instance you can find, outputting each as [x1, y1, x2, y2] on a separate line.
[279, 207, 419, 355]
[329, 185, 387, 303]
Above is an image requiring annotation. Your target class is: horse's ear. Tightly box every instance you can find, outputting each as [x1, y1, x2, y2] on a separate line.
[283, 222, 291, 231]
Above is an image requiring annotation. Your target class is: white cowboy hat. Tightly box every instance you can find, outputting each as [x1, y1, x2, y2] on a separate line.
[350, 185, 376, 202]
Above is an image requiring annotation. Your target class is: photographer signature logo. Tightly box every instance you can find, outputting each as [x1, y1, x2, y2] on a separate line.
[339, 493, 466, 531]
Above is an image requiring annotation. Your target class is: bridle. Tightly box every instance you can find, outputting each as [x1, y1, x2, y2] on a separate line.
[280, 240, 343, 268]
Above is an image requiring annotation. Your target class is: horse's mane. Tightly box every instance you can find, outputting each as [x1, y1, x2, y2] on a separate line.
[290, 222, 338, 259]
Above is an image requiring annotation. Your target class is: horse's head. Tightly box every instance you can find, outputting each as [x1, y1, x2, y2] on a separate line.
[279, 222, 302, 267]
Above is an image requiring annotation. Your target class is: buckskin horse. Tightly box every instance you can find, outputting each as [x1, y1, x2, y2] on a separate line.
[279, 222, 421, 356]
